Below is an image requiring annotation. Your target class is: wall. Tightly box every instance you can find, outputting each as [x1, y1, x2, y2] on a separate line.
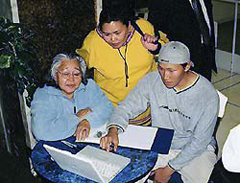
[216, 49, 240, 73]
[0, 0, 12, 20]
[213, 0, 238, 23]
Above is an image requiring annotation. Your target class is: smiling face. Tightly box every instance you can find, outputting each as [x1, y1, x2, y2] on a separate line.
[101, 21, 130, 49]
[56, 58, 82, 99]
[157, 62, 188, 90]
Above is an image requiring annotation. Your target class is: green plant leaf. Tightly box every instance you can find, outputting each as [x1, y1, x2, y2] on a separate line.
[0, 16, 38, 104]
[0, 55, 11, 68]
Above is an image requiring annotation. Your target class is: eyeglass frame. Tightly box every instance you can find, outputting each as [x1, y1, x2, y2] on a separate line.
[57, 70, 82, 79]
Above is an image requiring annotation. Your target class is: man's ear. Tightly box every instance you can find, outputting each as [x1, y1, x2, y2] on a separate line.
[184, 61, 192, 72]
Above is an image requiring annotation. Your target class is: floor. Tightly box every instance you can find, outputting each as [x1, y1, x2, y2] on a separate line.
[0, 151, 42, 183]
[212, 68, 240, 156]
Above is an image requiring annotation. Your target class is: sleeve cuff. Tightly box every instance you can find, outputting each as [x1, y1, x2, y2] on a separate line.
[149, 42, 161, 55]
[107, 124, 124, 133]
[168, 163, 175, 171]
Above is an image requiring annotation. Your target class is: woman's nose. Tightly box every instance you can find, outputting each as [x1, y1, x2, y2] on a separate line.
[67, 75, 75, 81]
[111, 35, 116, 42]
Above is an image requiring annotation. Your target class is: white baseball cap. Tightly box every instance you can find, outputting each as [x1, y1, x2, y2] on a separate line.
[158, 41, 194, 67]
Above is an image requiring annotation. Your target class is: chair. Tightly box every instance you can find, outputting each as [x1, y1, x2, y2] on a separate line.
[212, 90, 228, 156]
[19, 90, 37, 150]
[151, 90, 228, 183]
[19, 90, 37, 176]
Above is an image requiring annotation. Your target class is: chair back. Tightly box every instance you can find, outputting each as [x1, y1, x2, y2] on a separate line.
[216, 90, 228, 118]
[19, 90, 37, 150]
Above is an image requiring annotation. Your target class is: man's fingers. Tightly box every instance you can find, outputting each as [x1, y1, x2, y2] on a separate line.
[100, 136, 113, 152]
[113, 142, 118, 152]
[100, 137, 107, 150]
[106, 139, 111, 152]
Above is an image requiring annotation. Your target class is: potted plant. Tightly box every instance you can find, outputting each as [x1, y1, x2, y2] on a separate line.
[0, 16, 37, 105]
[0, 16, 37, 156]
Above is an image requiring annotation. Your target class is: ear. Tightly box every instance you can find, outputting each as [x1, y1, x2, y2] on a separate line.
[53, 73, 58, 83]
[184, 61, 192, 72]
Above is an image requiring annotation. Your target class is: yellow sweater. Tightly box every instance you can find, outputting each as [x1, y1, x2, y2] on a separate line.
[77, 18, 166, 107]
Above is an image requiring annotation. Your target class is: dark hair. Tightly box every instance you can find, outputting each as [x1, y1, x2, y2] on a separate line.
[46, 53, 88, 88]
[181, 63, 188, 69]
[99, 0, 136, 31]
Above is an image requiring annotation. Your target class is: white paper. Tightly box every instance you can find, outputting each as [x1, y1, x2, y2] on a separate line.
[76, 124, 158, 150]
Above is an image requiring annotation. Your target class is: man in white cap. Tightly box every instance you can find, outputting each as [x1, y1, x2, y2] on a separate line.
[100, 41, 219, 183]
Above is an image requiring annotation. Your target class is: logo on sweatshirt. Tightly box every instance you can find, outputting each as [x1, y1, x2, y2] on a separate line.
[159, 105, 191, 119]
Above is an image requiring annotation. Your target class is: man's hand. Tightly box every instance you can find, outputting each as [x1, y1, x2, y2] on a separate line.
[74, 119, 90, 141]
[76, 108, 92, 119]
[151, 165, 175, 183]
[100, 127, 119, 152]
[141, 33, 158, 51]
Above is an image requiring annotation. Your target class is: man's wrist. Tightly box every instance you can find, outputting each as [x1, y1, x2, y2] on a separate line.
[167, 163, 175, 172]
[107, 124, 124, 133]
[108, 126, 118, 134]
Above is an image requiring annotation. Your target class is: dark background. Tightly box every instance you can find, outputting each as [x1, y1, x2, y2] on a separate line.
[17, 0, 96, 85]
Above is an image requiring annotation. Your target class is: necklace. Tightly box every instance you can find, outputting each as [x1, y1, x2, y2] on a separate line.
[118, 44, 129, 87]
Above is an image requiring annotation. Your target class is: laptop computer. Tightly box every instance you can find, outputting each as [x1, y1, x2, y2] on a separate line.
[43, 144, 130, 183]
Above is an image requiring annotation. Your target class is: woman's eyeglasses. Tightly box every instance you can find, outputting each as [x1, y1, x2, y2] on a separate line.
[57, 71, 82, 79]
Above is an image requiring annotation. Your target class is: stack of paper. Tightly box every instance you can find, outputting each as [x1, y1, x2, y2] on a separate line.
[77, 125, 174, 154]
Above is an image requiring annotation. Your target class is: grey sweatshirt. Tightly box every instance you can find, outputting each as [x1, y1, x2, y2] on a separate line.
[107, 71, 219, 170]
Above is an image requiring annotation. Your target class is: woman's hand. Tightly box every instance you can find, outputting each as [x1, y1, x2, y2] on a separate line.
[100, 127, 119, 152]
[141, 33, 159, 51]
[76, 108, 92, 119]
[74, 119, 90, 141]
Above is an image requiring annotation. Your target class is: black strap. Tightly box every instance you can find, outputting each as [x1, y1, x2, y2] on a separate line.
[131, 21, 144, 37]
[131, 21, 161, 55]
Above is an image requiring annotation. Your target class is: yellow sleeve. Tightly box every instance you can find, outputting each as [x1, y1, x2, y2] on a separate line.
[76, 48, 90, 66]
[158, 30, 169, 45]
[137, 18, 155, 36]
[75, 31, 95, 68]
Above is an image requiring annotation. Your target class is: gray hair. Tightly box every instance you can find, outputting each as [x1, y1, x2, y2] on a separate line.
[50, 53, 87, 82]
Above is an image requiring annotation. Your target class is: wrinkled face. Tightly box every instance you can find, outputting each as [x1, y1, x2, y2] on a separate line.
[157, 62, 186, 89]
[56, 59, 82, 99]
[101, 21, 129, 49]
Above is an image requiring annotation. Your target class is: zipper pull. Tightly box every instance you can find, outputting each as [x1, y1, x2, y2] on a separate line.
[74, 106, 76, 114]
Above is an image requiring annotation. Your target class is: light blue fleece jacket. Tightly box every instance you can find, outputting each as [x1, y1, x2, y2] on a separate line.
[31, 79, 113, 141]
[108, 71, 219, 171]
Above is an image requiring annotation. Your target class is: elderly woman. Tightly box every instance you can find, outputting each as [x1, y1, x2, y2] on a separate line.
[31, 53, 113, 141]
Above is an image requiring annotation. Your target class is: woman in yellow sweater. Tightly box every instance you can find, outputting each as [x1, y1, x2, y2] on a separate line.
[76, 4, 168, 126]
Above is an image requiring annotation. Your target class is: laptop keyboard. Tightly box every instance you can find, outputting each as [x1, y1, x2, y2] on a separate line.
[91, 159, 120, 179]
[77, 146, 131, 182]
